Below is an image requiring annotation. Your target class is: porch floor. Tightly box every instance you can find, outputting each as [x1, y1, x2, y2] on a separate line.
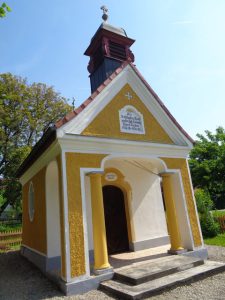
[109, 244, 171, 269]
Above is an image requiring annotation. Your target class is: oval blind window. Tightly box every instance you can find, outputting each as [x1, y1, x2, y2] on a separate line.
[28, 182, 35, 222]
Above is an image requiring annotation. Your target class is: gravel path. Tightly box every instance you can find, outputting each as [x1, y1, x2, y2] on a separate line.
[0, 246, 225, 300]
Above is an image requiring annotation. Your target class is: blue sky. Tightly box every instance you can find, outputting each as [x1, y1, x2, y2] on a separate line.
[1, 0, 225, 139]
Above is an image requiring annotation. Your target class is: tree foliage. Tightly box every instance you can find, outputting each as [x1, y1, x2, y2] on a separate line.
[195, 189, 220, 238]
[189, 127, 225, 209]
[0, 2, 11, 18]
[0, 73, 71, 215]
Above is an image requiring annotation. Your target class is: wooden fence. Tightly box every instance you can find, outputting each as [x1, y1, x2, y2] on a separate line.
[0, 229, 22, 250]
[216, 216, 225, 232]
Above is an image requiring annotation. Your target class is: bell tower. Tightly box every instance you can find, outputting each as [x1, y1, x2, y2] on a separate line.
[84, 6, 135, 93]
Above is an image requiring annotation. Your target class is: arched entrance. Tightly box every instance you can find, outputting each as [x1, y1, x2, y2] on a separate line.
[103, 185, 129, 255]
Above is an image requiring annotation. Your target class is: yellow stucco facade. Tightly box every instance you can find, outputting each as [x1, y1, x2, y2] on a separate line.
[22, 167, 47, 254]
[21, 152, 202, 281]
[65, 152, 107, 278]
[19, 65, 204, 288]
[161, 157, 202, 247]
[82, 83, 174, 144]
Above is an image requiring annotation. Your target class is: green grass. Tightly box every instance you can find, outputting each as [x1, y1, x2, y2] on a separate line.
[204, 233, 225, 247]
[211, 210, 225, 218]
[0, 244, 21, 253]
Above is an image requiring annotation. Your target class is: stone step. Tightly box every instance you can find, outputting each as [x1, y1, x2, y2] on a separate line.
[113, 255, 204, 285]
[100, 260, 225, 300]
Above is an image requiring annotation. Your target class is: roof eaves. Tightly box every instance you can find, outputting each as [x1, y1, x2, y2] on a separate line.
[16, 126, 56, 178]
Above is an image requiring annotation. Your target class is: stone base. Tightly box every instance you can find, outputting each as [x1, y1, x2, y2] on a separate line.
[20, 245, 209, 296]
[93, 266, 114, 275]
[21, 245, 61, 273]
[168, 248, 188, 255]
[21, 244, 114, 296]
[181, 247, 208, 260]
[59, 271, 114, 296]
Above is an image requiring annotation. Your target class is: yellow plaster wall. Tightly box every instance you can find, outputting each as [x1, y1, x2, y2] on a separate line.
[161, 158, 202, 247]
[56, 155, 66, 279]
[66, 153, 107, 278]
[82, 84, 174, 144]
[22, 167, 47, 254]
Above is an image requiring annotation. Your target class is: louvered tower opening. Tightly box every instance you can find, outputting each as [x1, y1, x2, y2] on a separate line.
[109, 41, 126, 61]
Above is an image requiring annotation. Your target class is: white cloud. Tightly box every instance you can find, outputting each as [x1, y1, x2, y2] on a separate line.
[171, 20, 194, 25]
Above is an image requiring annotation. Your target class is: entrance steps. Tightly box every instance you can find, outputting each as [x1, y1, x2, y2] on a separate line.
[100, 255, 225, 299]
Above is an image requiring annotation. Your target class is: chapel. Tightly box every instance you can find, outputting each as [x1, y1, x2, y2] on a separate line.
[17, 7, 206, 295]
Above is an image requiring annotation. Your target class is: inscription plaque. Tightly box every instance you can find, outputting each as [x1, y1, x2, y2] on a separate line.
[119, 105, 145, 134]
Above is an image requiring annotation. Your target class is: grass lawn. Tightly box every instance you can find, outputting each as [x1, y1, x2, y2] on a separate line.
[204, 233, 225, 247]
[211, 210, 225, 218]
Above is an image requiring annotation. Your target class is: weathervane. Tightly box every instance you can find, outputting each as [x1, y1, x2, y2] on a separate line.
[101, 5, 108, 22]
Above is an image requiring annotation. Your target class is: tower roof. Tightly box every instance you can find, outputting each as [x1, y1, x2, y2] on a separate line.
[84, 22, 135, 56]
[84, 11, 135, 93]
[93, 22, 128, 39]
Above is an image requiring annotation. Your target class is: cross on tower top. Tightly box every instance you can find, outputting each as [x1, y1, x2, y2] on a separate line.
[101, 5, 109, 22]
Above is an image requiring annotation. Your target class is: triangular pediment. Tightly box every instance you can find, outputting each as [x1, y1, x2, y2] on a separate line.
[82, 83, 173, 144]
[58, 64, 192, 147]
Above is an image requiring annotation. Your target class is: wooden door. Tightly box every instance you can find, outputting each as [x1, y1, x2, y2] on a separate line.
[103, 185, 129, 255]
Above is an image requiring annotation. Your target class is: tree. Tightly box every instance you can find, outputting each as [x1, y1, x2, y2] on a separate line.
[0, 2, 11, 18]
[189, 127, 225, 209]
[0, 73, 71, 216]
[194, 189, 219, 238]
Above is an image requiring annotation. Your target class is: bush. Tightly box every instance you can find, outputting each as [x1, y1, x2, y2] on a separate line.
[0, 223, 22, 232]
[195, 189, 220, 238]
[200, 213, 220, 238]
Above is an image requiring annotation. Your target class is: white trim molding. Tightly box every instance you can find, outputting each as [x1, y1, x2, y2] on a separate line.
[58, 134, 191, 159]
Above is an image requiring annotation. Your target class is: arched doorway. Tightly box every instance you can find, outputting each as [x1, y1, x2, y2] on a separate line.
[103, 185, 129, 255]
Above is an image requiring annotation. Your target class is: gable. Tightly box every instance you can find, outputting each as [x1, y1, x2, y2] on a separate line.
[81, 83, 174, 144]
[57, 63, 192, 148]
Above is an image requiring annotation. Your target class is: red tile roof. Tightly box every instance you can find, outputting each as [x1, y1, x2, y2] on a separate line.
[55, 60, 194, 143]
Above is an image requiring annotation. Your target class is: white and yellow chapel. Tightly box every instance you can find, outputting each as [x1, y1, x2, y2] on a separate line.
[17, 9, 206, 295]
